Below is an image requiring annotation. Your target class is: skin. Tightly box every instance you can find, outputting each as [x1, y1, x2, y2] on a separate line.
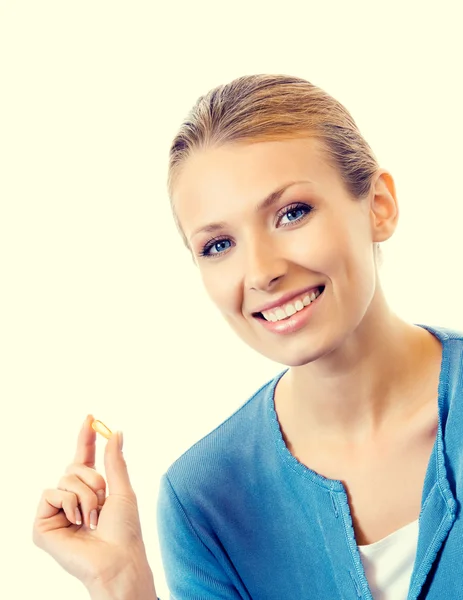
[173, 137, 443, 545]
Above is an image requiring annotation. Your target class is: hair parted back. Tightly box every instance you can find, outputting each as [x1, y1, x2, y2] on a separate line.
[168, 74, 382, 261]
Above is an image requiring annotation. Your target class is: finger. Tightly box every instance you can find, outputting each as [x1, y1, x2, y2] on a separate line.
[104, 431, 134, 497]
[73, 414, 97, 468]
[58, 474, 100, 529]
[65, 463, 107, 507]
[35, 488, 81, 527]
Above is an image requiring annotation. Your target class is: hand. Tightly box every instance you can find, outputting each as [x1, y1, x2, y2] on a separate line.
[32, 415, 157, 598]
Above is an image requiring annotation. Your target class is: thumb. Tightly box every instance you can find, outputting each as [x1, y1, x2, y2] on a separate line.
[104, 431, 133, 496]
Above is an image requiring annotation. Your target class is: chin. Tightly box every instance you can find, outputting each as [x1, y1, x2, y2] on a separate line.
[257, 329, 343, 367]
[253, 344, 327, 368]
[235, 319, 343, 367]
[276, 351, 324, 368]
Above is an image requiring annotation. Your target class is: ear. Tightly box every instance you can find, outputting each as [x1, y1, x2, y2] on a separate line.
[368, 169, 399, 243]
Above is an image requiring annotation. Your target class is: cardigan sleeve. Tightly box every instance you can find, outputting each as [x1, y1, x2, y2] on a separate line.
[156, 473, 243, 600]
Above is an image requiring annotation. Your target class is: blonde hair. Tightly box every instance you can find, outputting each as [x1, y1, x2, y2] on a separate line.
[168, 74, 381, 258]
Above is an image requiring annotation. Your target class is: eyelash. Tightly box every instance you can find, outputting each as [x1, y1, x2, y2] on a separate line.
[198, 202, 314, 258]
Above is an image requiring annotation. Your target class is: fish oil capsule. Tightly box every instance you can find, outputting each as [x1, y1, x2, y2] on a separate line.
[91, 419, 112, 440]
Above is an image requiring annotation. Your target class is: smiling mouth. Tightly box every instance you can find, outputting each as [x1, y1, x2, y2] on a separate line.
[253, 285, 325, 322]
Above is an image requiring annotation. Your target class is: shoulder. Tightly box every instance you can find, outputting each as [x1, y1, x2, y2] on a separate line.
[426, 323, 463, 361]
[163, 369, 285, 496]
[419, 323, 463, 357]
[418, 323, 463, 342]
[419, 323, 463, 391]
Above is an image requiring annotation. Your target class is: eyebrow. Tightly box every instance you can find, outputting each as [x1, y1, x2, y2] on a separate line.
[190, 179, 313, 239]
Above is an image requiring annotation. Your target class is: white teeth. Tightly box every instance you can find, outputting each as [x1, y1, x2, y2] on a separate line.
[275, 308, 286, 320]
[261, 287, 323, 322]
[285, 304, 297, 317]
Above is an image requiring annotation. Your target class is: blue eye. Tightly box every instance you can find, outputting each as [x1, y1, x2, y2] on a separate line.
[200, 237, 232, 257]
[278, 203, 313, 226]
[198, 203, 313, 259]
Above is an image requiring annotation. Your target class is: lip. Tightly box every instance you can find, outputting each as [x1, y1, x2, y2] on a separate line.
[255, 286, 324, 335]
[251, 284, 324, 315]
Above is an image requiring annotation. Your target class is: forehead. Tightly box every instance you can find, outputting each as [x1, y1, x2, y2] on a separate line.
[172, 137, 340, 238]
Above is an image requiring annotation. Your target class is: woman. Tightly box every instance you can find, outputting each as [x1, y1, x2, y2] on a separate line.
[32, 74, 463, 600]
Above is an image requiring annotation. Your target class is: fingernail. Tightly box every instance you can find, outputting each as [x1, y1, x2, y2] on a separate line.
[96, 489, 106, 505]
[118, 431, 124, 451]
[75, 506, 82, 526]
[89, 509, 98, 529]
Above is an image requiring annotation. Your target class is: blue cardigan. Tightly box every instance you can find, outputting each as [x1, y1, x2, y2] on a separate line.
[156, 324, 462, 599]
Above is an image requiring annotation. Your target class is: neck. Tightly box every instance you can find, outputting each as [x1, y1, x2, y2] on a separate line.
[276, 290, 441, 445]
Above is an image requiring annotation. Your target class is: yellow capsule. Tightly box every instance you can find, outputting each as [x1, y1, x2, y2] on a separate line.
[91, 419, 113, 440]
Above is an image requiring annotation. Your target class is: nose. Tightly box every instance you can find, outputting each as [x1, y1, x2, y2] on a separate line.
[244, 237, 288, 292]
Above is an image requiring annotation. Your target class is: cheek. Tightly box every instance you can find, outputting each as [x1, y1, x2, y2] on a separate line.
[331, 228, 377, 302]
[200, 267, 242, 316]
[288, 225, 338, 272]
[308, 216, 368, 271]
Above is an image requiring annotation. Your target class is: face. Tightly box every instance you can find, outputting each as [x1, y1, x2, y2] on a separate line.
[173, 137, 392, 367]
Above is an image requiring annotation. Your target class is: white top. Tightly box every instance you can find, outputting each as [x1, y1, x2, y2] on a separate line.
[358, 519, 419, 599]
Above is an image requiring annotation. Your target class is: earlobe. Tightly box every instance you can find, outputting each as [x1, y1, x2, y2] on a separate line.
[370, 170, 399, 243]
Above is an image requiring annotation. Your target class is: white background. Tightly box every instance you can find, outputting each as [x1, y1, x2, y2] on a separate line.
[1, 1, 462, 598]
